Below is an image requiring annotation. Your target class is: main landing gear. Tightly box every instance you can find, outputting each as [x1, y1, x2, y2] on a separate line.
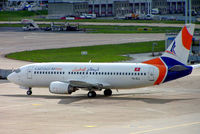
[104, 89, 112, 96]
[87, 89, 112, 98]
[87, 91, 96, 98]
[26, 88, 32, 96]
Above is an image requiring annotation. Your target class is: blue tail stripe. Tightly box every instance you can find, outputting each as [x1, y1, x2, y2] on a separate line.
[161, 57, 192, 83]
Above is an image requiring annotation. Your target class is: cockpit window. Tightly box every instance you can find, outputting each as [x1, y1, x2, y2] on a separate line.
[14, 69, 21, 73]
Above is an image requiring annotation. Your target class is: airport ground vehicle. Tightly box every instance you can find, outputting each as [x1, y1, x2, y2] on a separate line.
[21, 19, 39, 31]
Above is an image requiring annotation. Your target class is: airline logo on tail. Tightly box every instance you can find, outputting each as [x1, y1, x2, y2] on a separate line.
[166, 41, 176, 55]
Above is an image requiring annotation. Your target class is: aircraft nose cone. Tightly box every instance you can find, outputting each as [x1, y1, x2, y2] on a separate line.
[7, 72, 17, 83]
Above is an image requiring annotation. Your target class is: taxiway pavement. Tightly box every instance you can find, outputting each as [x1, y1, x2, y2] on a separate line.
[0, 69, 200, 134]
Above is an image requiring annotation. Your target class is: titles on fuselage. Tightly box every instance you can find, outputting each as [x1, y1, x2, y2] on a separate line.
[72, 67, 100, 72]
[35, 67, 62, 71]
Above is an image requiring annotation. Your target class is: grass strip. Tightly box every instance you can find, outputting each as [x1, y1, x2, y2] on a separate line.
[6, 40, 165, 62]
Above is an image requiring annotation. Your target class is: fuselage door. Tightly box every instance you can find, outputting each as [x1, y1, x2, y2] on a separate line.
[27, 68, 32, 79]
[148, 67, 155, 81]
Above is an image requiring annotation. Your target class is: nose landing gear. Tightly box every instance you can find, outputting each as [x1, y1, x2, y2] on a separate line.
[27, 88, 32, 95]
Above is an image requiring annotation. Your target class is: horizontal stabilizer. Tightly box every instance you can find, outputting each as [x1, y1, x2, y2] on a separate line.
[191, 64, 200, 69]
[168, 65, 189, 72]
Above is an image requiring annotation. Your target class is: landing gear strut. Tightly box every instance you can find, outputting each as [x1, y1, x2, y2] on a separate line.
[104, 89, 112, 96]
[87, 91, 96, 98]
[27, 88, 32, 96]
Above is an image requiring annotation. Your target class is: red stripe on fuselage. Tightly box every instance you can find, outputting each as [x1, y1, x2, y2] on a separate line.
[143, 58, 167, 85]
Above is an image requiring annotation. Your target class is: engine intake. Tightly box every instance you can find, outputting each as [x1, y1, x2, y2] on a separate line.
[49, 81, 75, 94]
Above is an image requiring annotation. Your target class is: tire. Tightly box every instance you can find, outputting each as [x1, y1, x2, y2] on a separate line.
[88, 91, 96, 98]
[27, 90, 32, 96]
[104, 89, 112, 96]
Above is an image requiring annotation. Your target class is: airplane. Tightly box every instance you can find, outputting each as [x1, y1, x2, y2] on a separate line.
[7, 24, 200, 98]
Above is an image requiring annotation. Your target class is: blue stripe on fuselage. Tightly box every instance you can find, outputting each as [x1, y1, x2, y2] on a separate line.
[161, 57, 193, 83]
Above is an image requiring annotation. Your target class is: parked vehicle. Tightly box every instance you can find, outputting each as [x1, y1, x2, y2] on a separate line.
[21, 19, 39, 31]
[145, 14, 153, 20]
[151, 8, 159, 15]
[60, 16, 82, 20]
[183, 10, 198, 16]
[80, 14, 96, 19]
[124, 13, 139, 20]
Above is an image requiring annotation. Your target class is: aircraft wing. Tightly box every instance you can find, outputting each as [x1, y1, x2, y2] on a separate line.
[68, 80, 109, 90]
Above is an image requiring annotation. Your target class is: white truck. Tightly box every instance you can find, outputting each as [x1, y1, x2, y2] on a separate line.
[21, 19, 39, 31]
[80, 14, 96, 19]
[151, 8, 159, 14]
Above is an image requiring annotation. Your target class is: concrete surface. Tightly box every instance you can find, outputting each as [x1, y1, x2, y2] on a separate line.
[0, 69, 199, 134]
[0, 31, 164, 69]
[0, 30, 200, 134]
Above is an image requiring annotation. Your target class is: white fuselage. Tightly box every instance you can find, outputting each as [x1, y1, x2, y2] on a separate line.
[9, 62, 159, 89]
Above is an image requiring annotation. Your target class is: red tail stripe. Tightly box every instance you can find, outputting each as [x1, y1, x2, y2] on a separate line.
[143, 58, 167, 85]
[182, 26, 193, 50]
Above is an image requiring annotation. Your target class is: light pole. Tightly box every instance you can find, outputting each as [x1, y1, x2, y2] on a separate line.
[185, 0, 188, 24]
[189, 0, 191, 23]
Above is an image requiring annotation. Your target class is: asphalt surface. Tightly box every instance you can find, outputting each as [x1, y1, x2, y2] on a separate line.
[0, 30, 199, 134]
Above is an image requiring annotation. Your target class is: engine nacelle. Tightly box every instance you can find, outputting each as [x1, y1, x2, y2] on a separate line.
[49, 81, 75, 94]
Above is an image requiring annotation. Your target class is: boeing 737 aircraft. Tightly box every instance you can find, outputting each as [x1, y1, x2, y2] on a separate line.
[7, 24, 200, 98]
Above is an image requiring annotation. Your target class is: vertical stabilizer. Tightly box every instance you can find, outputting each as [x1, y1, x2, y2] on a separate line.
[143, 24, 195, 84]
[162, 24, 195, 64]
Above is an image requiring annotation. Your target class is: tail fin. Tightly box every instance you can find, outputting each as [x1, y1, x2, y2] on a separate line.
[143, 24, 195, 84]
[162, 24, 195, 64]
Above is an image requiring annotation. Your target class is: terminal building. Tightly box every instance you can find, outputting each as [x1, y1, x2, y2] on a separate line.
[48, 0, 200, 17]
[48, 0, 88, 17]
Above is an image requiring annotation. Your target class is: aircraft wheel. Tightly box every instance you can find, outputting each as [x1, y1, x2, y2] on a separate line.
[88, 91, 96, 98]
[27, 89, 32, 96]
[104, 89, 112, 96]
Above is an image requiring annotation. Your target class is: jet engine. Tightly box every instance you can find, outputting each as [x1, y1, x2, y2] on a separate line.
[49, 81, 75, 94]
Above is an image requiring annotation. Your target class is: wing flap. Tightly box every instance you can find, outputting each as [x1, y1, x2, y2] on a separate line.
[69, 80, 94, 88]
[68, 80, 109, 90]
